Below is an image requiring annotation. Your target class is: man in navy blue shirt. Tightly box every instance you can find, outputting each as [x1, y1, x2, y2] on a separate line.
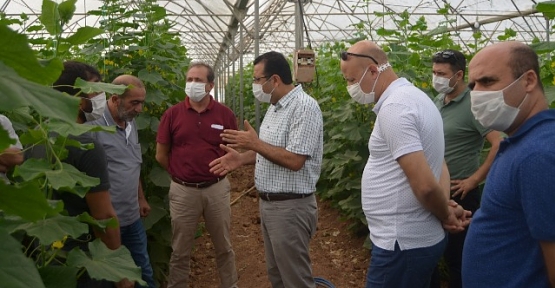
[462, 41, 555, 287]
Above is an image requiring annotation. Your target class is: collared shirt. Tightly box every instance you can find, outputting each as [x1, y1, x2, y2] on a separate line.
[255, 85, 323, 194]
[88, 106, 142, 226]
[156, 96, 237, 182]
[0, 115, 22, 183]
[434, 88, 490, 179]
[364, 78, 445, 251]
[463, 109, 555, 288]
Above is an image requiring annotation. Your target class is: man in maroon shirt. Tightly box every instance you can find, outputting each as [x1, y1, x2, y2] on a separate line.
[155, 62, 238, 288]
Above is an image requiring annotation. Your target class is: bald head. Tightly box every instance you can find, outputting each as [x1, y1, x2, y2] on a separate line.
[112, 75, 145, 98]
[347, 40, 389, 66]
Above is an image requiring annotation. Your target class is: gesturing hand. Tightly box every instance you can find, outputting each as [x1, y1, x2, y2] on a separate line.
[221, 120, 259, 150]
[209, 144, 242, 176]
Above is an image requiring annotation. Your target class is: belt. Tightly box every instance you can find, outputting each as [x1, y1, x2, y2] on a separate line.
[258, 192, 314, 201]
[171, 176, 225, 189]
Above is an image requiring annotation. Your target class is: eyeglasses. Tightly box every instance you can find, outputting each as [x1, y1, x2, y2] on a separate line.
[434, 50, 458, 60]
[252, 76, 268, 82]
[340, 51, 378, 64]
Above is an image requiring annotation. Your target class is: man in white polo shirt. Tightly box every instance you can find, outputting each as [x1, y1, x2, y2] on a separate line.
[340, 40, 470, 288]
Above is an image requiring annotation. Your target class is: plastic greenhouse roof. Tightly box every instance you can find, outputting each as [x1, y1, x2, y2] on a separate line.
[1, 0, 549, 71]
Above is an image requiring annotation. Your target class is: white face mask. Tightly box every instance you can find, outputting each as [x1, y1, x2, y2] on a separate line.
[252, 78, 275, 103]
[347, 63, 390, 104]
[84, 92, 107, 121]
[470, 74, 527, 131]
[185, 82, 208, 102]
[432, 73, 458, 94]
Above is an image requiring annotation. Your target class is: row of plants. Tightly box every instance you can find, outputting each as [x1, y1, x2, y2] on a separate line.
[0, 0, 188, 286]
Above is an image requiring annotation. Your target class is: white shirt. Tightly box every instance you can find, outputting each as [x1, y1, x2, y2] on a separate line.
[363, 78, 445, 251]
[255, 85, 323, 194]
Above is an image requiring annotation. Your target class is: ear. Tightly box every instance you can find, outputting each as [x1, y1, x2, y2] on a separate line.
[206, 82, 215, 92]
[110, 94, 120, 103]
[524, 70, 537, 93]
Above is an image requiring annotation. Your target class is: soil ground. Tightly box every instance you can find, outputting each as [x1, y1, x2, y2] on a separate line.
[187, 165, 371, 287]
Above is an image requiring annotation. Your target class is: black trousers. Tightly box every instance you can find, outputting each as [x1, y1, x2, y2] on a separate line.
[430, 187, 481, 288]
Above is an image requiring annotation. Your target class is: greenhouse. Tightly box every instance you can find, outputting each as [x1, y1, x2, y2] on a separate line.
[1, 0, 555, 287]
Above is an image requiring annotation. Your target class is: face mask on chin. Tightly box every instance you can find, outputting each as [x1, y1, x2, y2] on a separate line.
[470, 74, 527, 131]
[84, 92, 107, 121]
[252, 78, 275, 103]
[185, 82, 208, 102]
[432, 73, 458, 94]
[346, 62, 391, 104]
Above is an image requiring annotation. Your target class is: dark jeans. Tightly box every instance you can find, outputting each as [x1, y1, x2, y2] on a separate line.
[366, 236, 447, 288]
[430, 187, 481, 288]
[121, 219, 156, 288]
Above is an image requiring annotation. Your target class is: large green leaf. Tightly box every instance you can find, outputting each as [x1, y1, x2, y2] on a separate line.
[142, 197, 167, 230]
[0, 181, 63, 221]
[67, 239, 146, 286]
[148, 166, 170, 187]
[48, 120, 116, 137]
[57, 0, 77, 26]
[0, 26, 63, 85]
[0, 228, 45, 288]
[39, 0, 61, 36]
[64, 27, 105, 45]
[15, 215, 89, 245]
[16, 159, 100, 197]
[536, 1, 555, 19]
[0, 62, 78, 122]
[138, 69, 166, 84]
[73, 78, 127, 95]
[38, 266, 78, 288]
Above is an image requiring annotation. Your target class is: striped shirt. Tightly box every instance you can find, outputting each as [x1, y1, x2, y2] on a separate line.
[255, 85, 323, 194]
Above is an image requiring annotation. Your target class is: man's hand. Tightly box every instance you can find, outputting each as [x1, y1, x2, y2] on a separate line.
[442, 200, 472, 233]
[209, 145, 242, 176]
[139, 197, 151, 217]
[220, 120, 259, 150]
[115, 278, 134, 288]
[450, 177, 479, 200]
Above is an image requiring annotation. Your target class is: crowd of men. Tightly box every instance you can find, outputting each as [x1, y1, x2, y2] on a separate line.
[1, 40, 554, 288]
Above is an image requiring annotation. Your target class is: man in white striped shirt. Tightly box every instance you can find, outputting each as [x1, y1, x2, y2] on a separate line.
[210, 51, 323, 288]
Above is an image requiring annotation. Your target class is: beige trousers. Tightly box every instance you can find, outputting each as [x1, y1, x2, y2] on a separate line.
[167, 178, 238, 288]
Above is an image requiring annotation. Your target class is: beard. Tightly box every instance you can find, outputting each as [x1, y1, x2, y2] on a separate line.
[117, 103, 138, 122]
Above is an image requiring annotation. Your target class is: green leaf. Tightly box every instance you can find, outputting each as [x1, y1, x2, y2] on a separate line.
[38, 266, 78, 288]
[16, 215, 89, 245]
[40, 0, 61, 35]
[135, 113, 151, 130]
[73, 78, 127, 95]
[57, 0, 77, 25]
[48, 120, 116, 137]
[0, 227, 45, 288]
[16, 159, 100, 197]
[76, 212, 118, 231]
[0, 26, 64, 85]
[138, 69, 166, 84]
[64, 27, 105, 45]
[67, 239, 146, 285]
[142, 197, 167, 230]
[0, 181, 63, 221]
[148, 166, 170, 187]
[536, 1, 555, 19]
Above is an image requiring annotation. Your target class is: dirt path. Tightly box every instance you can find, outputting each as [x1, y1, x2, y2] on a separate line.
[188, 166, 370, 287]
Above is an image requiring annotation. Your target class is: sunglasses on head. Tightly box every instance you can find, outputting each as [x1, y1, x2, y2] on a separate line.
[435, 50, 458, 60]
[340, 51, 378, 64]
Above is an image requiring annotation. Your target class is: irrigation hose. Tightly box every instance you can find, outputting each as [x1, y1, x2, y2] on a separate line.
[314, 276, 336, 288]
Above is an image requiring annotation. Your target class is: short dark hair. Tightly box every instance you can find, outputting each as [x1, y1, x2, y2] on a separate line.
[432, 50, 466, 78]
[509, 45, 544, 92]
[53, 61, 101, 96]
[188, 62, 215, 83]
[253, 51, 293, 85]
